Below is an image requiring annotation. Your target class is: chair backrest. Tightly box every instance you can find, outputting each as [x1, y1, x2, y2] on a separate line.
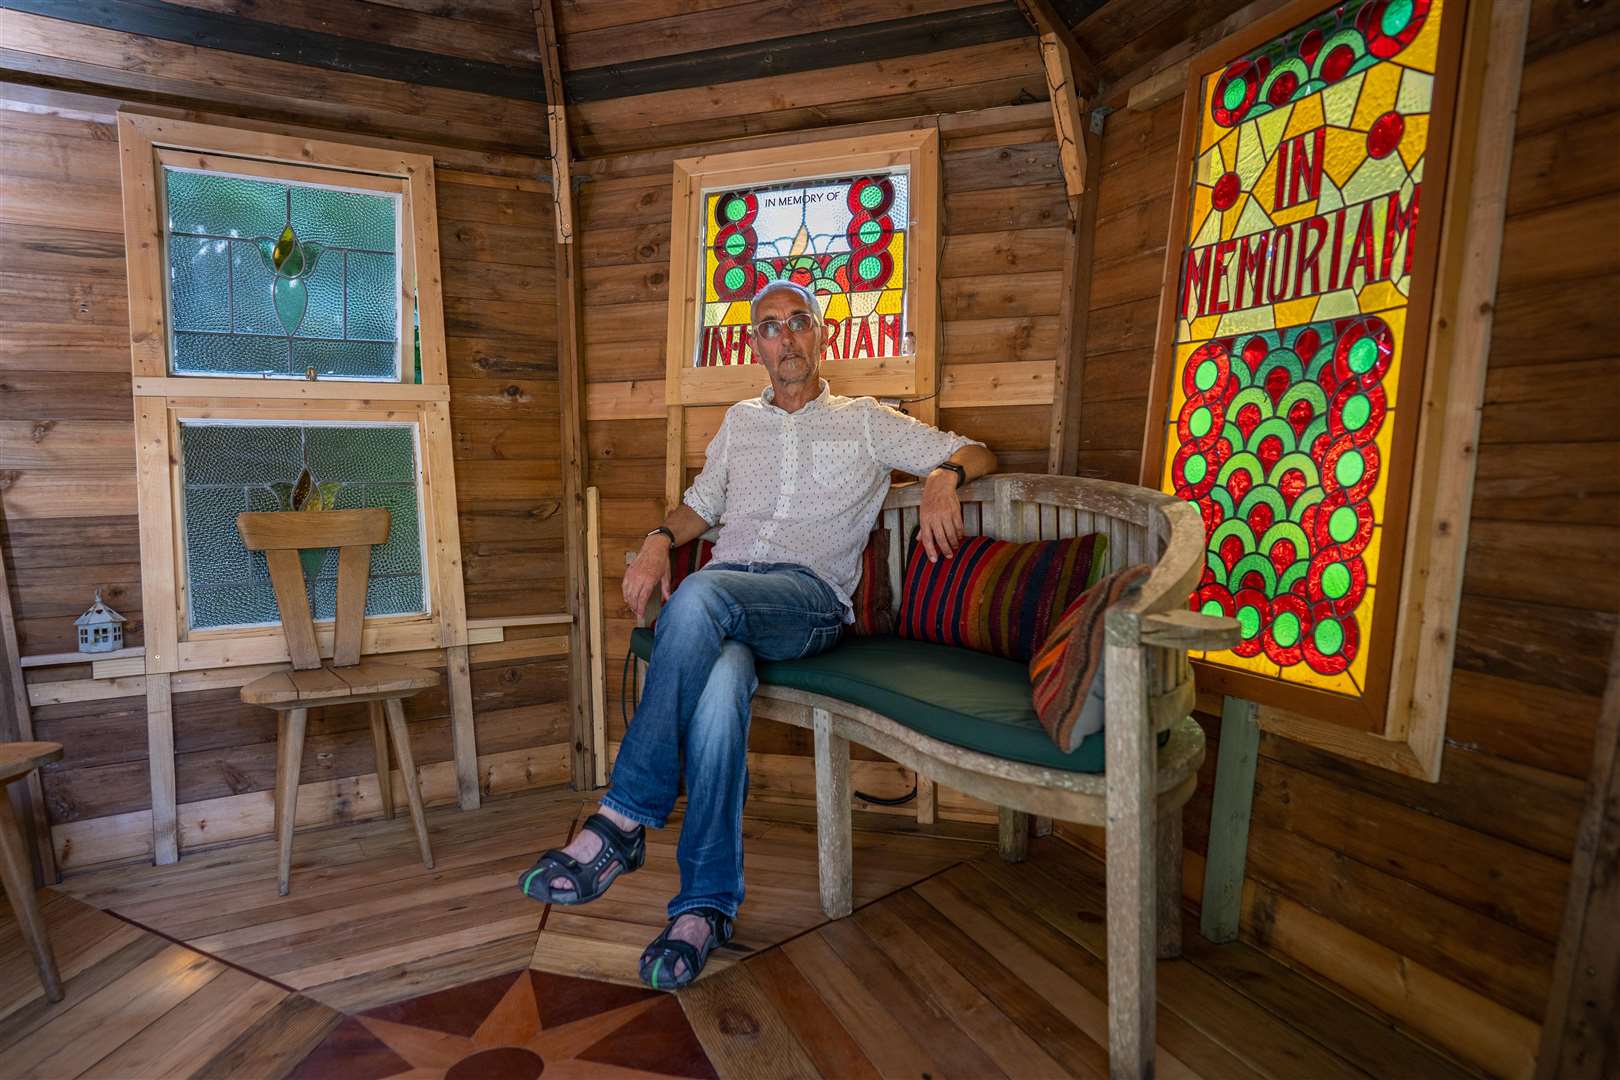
[236, 508, 390, 671]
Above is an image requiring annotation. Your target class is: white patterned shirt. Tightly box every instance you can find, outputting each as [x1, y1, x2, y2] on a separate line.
[683, 379, 982, 621]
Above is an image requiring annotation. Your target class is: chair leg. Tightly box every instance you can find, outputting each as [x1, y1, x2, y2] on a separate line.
[812, 707, 852, 919]
[0, 787, 62, 1002]
[368, 701, 395, 820]
[1156, 809, 1184, 960]
[275, 708, 307, 897]
[998, 807, 1029, 863]
[1105, 642, 1155, 1079]
[384, 697, 434, 869]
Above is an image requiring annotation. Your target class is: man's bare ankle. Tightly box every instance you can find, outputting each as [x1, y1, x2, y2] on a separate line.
[597, 804, 638, 831]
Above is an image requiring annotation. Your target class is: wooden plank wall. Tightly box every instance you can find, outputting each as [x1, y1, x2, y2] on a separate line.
[1054, 1, 1620, 1074]
[0, 0, 575, 872]
[571, 21, 1070, 819]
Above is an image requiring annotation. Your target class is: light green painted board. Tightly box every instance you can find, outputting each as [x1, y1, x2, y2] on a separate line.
[1200, 695, 1261, 944]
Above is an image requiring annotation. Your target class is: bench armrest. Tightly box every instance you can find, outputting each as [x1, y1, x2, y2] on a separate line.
[1139, 610, 1241, 650]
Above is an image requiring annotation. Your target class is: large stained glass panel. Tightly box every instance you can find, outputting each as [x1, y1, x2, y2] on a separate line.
[695, 172, 909, 367]
[163, 168, 402, 380]
[179, 421, 425, 630]
[1153, 0, 1456, 709]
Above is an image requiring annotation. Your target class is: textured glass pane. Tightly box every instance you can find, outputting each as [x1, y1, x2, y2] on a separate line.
[191, 582, 281, 629]
[345, 251, 398, 340]
[306, 426, 415, 484]
[173, 332, 290, 377]
[164, 168, 401, 380]
[168, 236, 231, 332]
[294, 252, 344, 339]
[179, 422, 426, 630]
[291, 186, 396, 252]
[290, 340, 396, 380]
[165, 169, 286, 239]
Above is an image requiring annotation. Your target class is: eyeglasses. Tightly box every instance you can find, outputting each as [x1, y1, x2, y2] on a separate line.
[752, 313, 818, 340]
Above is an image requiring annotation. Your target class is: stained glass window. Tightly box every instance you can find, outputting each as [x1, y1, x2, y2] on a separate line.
[1156, 0, 1449, 702]
[696, 172, 910, 367]
[163, 168, 403, 380]
[179, 421, 426, 630]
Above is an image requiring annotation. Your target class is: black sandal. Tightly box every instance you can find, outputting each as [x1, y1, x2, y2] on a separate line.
[517, 812, 646, 905]
[639, 907, 734, 991]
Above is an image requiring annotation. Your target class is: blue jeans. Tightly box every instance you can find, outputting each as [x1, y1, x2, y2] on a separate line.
[602, 562, 844, 920]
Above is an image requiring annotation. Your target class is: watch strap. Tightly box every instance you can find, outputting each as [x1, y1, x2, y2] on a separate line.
[646, 526, 676, 544]
[936, 462, 967, 488]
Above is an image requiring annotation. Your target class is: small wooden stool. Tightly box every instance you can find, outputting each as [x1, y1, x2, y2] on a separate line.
[0, 741, 64, 1003]
[235, 509, 439, 895]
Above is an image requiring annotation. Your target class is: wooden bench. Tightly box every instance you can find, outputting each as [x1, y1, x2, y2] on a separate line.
[630, 473, 1237, 1075]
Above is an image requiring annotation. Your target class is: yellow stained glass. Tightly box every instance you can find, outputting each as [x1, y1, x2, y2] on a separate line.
[1162, 0, 1447, 700]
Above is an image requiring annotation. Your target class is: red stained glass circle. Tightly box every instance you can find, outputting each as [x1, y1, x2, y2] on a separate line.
[1267, 70, 1299, 106]
[1367, 111, 1405, 158]
[1212, 171, 1242, 210]
[1321, 44, 1356, 81]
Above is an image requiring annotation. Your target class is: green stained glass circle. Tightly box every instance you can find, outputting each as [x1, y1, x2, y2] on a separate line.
[724, 197, 746, 223]
[1194, 358, 1220, 391]
[1314, 618, 1344, 656]
[1328, 506, 1358, 543]
[1201, 599, 1225, 617]
[1343, 393, 1371, 430]
[1237, 605, 1261, 638]
[857, 255, 883, 281]
[724, 266, 747, 291]
[1189, 407, 1213, 437]
[1322, 562, 1351, 599]
[1273, 611, 1301, 647]
[1381, 0, 1413, 36]
[1348, 337, 1379, 374]
[1184, 454, 1208, 484]
[860, 184, 883, 210]
[724, 232, 747, 257]
[858, 219, 883, 245]
[1222, 77, 1247, 111]
[1335, 449, 1365, 487]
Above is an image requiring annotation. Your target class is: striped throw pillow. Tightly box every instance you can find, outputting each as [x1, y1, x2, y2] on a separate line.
[896, 531, 1109, 662]
[1029, 564, 1150, 752]
[661, 531, 894, 637]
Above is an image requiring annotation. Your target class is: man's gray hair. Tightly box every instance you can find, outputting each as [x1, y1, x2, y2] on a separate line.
[749, 279, 822, 327]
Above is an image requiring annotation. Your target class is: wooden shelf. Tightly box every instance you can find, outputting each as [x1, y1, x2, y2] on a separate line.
[18, 646, 143, 669]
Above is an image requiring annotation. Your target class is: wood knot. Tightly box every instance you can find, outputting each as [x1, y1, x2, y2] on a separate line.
[717, 1007, 760, 1038]
[502, 384, 523, 399]
[31, 420, 55, 443]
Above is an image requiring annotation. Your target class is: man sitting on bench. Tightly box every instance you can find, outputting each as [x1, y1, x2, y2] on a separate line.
[519, 279, 997, 989]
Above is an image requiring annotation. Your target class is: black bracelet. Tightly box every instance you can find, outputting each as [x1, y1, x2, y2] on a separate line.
[646, 526, 676, 545]
[934, 462, 967, 488]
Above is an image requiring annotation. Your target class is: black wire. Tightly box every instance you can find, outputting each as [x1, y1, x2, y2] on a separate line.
[854, 782, 918, 807]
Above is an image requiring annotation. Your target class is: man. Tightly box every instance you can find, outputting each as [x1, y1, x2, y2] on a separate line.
[518, 280, 997, 989]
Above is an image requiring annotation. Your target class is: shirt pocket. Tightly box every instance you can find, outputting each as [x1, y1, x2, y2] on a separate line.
[811, 439, 862, 488]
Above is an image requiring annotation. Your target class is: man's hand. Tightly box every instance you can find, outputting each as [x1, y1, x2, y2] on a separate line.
[623, 536, 673, 621]
[918, 469, 965, 563]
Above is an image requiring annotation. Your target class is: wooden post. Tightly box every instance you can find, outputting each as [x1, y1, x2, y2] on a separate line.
[0, 504, 56, 884]
[997, 807, 1029, 863]
[1014, 0, 1104, 476]
[813, 707, 853, 920]
[1536, 622, 1620, 1079]
[585, 487, 608, 788]
[1200, 696, 1260, 944]
[145, 673, 178, 865]
[533, 0, 594, 791]
[915, 773, 937, 825]
[446, 644, 480, 810]
[664, 404, 685, 515]
[1104, 621, 1155, 1078]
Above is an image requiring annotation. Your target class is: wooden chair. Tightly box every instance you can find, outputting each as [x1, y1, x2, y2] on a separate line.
[236, 508, 438, 895]
[1, 741, 65, 1003]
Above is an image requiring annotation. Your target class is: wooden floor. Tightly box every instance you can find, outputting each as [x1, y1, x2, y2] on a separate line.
[3, 785, 1480, 1079]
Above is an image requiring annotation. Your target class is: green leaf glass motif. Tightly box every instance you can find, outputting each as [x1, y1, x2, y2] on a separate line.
[163, 167, 400, 378]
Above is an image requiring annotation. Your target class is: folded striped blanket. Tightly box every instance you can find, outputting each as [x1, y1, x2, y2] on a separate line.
[1029, 564, 1151, 753]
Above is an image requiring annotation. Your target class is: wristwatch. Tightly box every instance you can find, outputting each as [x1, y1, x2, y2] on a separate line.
[645, 526, 676, 545]
[933, 462, 967, 488]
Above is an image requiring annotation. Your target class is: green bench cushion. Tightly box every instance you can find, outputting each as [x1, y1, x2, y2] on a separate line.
[628, 629, 1107, 773]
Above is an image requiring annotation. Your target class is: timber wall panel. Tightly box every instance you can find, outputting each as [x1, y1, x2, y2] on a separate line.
[578, 90, 1065, 819]
[1053, 4, 1620, 1070]
[0, 81, 573, 870]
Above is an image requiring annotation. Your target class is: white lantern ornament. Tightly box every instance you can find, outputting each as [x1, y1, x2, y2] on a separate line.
[75, 590, 126, 654]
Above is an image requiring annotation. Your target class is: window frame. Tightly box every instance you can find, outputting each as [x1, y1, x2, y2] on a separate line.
[119, 113, 467, 675]
[663, 129, 942, 408]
